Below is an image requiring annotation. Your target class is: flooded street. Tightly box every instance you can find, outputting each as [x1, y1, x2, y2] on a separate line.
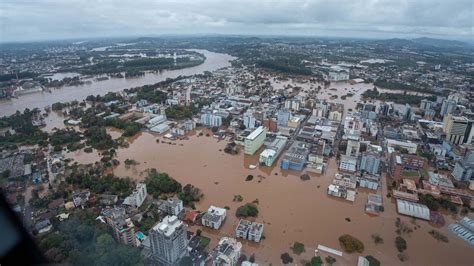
[100, 131, 473, 265]
[0, 50, 234, 116]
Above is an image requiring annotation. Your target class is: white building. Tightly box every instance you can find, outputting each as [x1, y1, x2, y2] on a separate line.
[202, 205, 227, 229]
[339, 155, 357, 172]
[243, 111, 256, 129]
[150, 216, 189, 265]
[244, 126, 267, 155]
[161, 197, 184, 216]
[201, 113, 222, 127]
[235, 219, 264, 243]
[123, 183, 147, 208]
[210, 237, 242, 266]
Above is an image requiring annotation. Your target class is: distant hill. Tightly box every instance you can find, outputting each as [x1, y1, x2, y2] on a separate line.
[411, 37, 470, 48]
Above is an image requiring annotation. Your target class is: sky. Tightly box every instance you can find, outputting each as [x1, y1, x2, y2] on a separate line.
[0, 0, 472, 42]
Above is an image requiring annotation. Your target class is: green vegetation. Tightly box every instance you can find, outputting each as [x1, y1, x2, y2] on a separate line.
[84, 126, 115, 150]
[105, 118, 141, 137]
[178, 184, 203, 208]
[429, 230, 449, 243]
[224, 142, 238, 155]
[235, 203, 259, 217]
[257, 59, 312, 75]
[290, 242, 305, 255]
[305, 256, 323, 266]
[325, 256, 336, 265]
[66, 173, 134, 198]
[124, 159, 139, 168]
[338, 234, 364, 253]
[145, 169, 182, 198]
[233, 195, 243, 202]
[166, 105, 198, 120]
[49, 129, 83, 151]
[280, 252, 294, 264]
[371, 234, 384, 244]
[395, 236, 407, 252]
[362, 86, 437, 105]
[0, 109, 48, 149]
[38, 213, 143, 265]
[199, 236, 210, 247]
[300, 174, 310, 181]
[418, 194, 458, 213]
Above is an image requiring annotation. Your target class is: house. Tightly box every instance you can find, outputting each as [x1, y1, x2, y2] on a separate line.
[202, 206, 227, 229]
[72, 190, 90, 208]
[35, 219, 52, 234]
[99, 194, 119, 206]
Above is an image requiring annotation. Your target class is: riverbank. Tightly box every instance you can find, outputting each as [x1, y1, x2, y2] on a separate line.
[0, 50, 235, 116]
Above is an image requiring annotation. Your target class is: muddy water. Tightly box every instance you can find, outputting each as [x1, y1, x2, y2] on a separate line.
[95, 131, 473, 265]
[0, 50, 235, 116]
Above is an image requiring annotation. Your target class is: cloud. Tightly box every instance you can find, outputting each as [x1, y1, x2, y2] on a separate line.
[0, 0, 472, 42]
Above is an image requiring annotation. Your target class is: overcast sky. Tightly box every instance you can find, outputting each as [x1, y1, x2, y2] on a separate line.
[1, 0, 472, 42]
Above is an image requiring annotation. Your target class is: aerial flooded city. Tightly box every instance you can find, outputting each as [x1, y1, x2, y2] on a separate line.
[1, 3, 474, 265]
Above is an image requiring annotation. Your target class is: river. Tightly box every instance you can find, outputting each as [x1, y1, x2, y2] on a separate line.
[0, 50, 235, 116]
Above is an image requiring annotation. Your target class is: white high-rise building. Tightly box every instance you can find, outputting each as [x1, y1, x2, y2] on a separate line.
[440, 99, 457, 117]
[150, 216, 188, 265]
[201, 113, 222, 127]
[243, 111, 256, 129]
[123, 183, 147, 208]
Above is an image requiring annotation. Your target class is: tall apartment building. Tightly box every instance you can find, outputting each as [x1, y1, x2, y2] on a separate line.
[440, 99, 457, 117]
[243, 111, 256, 129]
[277, 109, 291, 127]
[161, 197, 184, 216]
[244, 126, 267, 155]
[150, 216, 188, 265]
[102, 207, 139, 246]
[443, 114, 473, 145]
[200, 113, 222, 127]
[284, 99, 300, 111]
[346, 139, 360, 157]
[123, 183, 147, 208]
[359, 152, 381, 175]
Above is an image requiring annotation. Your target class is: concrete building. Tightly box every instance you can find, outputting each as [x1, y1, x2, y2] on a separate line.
[386, 139, 418, 154]
[150, 216, 188, 265]
[280, 142, 309, 171]
[277, 109, 291, 127]
[244, 126, 267, 155]
[396, 199, 430, 220]
[161, 197, 184, 216]
[201, 113, 222, 127]
[359, 152, 381, 175]
[123, 183, 147, 208]
[243, 110, 256, 129]
[102, 207, 139, 246]
[259, 136, 288, 166]
[452, 161, 474, 181]
[202, 205, 227, 229]
[284, 99, 300, 111]
[440, 99, 457, 117]
[339, 155, 358, 173]
[420, 99, 434, 111]
[443, 114, 473, 145]
[210, 237, 242, 266]
[235, 219, 264, 243]
[346, 139, 360, 157]
[328, 69, 350, 81]
[389, 153, 428, 182]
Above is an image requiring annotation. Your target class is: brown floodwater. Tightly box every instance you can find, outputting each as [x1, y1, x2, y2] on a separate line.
[82, 131, 473, 265]
[0, 50, 235, 116]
